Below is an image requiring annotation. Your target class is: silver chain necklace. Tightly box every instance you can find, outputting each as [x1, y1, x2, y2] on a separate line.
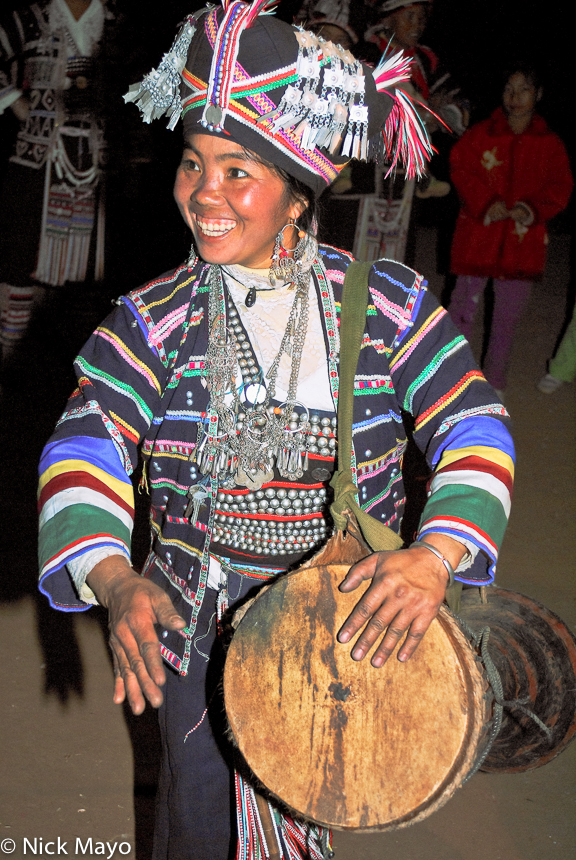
[193, 264, 313, 490]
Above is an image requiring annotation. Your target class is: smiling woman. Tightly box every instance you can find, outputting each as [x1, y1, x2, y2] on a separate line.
[37, 2, 515, 859]
[174, 135, 306, 268]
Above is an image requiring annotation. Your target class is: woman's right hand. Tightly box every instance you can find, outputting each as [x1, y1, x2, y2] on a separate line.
[86, 557, 186, 715]
[10, 96, 30, 122]
[484, 200, 509, 225]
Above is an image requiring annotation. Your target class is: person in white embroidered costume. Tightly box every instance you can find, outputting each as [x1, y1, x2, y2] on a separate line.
[0, 0, 108, 360]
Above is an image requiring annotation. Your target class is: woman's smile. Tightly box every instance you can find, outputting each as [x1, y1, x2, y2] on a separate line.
[192, 214, 237, 238]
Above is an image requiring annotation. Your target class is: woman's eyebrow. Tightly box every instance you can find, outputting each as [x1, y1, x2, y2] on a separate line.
[182, 145, 252, 164]
[214, 150, 252, 163]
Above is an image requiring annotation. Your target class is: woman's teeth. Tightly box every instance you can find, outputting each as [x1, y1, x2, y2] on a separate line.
[196, 218, 235, 237]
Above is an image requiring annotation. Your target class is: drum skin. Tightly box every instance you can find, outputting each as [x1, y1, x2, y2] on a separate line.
[458, 587, 576, 773]
[224, 563, 492, 832]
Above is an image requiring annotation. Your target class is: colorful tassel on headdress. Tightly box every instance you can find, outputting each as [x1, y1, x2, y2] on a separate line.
[381, 90, 434, 178]
[372, 49, 434, 179]
[202, 0, 280, 131]
[221, 0, 280, 17]
[373, 48, 414, 92]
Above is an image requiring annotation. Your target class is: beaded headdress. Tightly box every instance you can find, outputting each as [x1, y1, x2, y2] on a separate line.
[124, 0, 432, 194]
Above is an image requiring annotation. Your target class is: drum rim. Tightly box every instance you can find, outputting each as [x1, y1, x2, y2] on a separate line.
[459, 586, 576, 773]
[224, 563, 493, 831]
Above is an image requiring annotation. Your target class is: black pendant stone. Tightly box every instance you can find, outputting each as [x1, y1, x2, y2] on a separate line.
[245, 287, 256, 308]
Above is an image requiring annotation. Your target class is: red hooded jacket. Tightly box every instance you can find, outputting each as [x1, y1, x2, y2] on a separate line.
[450, 108, 572, 279]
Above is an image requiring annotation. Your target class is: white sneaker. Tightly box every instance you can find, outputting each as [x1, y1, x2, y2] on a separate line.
[537, 373, 563, 394]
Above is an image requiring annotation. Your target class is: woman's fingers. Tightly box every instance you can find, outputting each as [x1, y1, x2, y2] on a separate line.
[344, 595, 427, 664]
[86, 559, 186, 714]
[110, 643, 149, 715]
[337, 549, 447, 666]
[338, 552, 383, 595]
[112, 671, 126, 706]
[154, 595, 187, 634]
[109, 595, 180, 712]
[337, 552, 395, 645]
[370, 603, 439, 667]
[110, 622, 165, 714]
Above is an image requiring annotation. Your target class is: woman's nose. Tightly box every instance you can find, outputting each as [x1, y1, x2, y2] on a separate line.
[191, 170, 222, 204]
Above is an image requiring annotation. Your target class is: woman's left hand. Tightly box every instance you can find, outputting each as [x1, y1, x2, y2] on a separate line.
[337, 539, 464, 667]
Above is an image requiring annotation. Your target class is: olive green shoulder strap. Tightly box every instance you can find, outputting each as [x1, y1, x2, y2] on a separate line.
[330, 261, 403, 552]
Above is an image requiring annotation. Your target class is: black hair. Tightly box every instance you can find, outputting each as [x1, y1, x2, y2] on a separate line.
[502, 61, 542, 92]
[279, 171, 317, 233]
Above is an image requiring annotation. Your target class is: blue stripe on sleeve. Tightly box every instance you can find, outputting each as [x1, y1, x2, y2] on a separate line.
[432, 416, 515, 466]
[39, 437, 132, 485]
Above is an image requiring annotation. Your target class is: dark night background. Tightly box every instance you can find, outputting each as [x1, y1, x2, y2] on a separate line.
[0, 0, 571, 395]
[1, 0, 571, 470]
[1, 0, 572, 294]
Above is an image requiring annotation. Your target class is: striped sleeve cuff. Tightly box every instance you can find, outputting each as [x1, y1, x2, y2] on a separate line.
[38, 436, 135, 605]
[67, 546, 130, 604]
[419, 446, 513, 581]
[0, 86, 22, 115]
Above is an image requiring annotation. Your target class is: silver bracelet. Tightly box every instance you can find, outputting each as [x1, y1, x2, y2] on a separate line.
[409, 539, 455, 587]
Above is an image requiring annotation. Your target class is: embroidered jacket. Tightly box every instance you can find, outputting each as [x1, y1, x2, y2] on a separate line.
[38, 247, 514, 675]
[0, 0, 107, 172]
[450, 108, 573, 280]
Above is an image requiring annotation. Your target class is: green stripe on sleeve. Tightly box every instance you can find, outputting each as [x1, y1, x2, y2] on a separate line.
[420, 483, 508, 549]
[38, 504, 132, 571]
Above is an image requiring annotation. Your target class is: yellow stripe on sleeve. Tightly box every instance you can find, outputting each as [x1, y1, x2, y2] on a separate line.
[437, 445, 515, 479]
[97, 328, 162, 395]
[389, 307, 444, 370]
[38, 459, 133, 504]
[110, 411, 139, 439]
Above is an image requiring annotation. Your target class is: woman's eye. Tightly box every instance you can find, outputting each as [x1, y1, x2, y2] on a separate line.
[229, 167, 249, 179]
[182, 158, 200, 171]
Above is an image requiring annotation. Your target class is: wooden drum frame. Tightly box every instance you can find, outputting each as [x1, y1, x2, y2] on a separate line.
[458, 586, 576, 773]
[224, 561, 493, 832]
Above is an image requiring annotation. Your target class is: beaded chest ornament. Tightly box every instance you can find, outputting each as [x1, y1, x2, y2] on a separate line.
[194, 245, 317, 491]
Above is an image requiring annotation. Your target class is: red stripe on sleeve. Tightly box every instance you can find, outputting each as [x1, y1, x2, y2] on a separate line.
[38, 470, 134, 517]
[436, 455, 513, 495]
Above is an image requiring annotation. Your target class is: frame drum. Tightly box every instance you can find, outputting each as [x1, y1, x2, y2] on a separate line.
[224, 562, 492, 832]
[459, 586, 576, 773]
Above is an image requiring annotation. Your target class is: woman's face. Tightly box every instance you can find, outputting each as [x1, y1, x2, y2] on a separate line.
[502, 73, 541, 122]
[387, 4, 427, 49]
[174, 134, 305, 269]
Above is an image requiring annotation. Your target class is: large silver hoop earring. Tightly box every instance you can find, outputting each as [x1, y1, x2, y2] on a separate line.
[269, 219, 307, 286]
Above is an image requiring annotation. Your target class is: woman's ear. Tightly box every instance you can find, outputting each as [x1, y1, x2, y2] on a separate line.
[290, 197, 308, 222]
[536, 86, 543, 103]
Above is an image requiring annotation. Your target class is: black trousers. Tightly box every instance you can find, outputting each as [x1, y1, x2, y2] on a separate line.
[152, 573, 263, 860]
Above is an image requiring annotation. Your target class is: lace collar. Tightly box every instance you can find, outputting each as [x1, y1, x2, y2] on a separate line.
[49, 0, 105, 56]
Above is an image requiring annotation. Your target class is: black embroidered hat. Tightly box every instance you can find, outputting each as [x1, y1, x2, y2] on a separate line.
[124, 0, 432, 195]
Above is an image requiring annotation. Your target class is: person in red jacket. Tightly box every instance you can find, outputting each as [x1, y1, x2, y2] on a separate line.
[448, 64, 573, 395]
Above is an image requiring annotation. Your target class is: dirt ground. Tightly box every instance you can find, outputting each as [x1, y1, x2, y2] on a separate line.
[1, 227, 574, 860]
